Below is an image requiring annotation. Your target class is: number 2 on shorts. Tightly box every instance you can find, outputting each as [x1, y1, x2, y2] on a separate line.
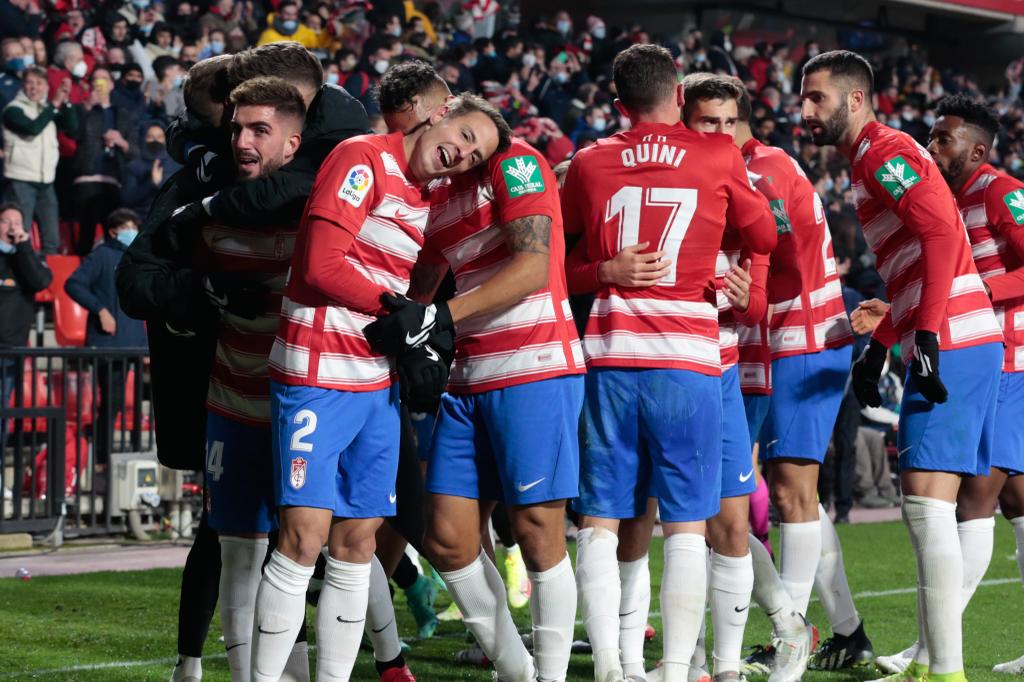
[290, 409, 318, 452]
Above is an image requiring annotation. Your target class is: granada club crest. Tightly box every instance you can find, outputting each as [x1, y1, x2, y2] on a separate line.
[290, 456, 307, 490]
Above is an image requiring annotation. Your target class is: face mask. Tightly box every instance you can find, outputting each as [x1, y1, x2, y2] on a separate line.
[374, 59, 389, 75]
[132, 0, 150, 8]
[71, 60, 88, 78]
[923, 114, 935, 127]
[389, 25, 402, 37]
[5, 58, 24, 72]
[807, 47, 819, 58]
[22, 54, 34, 68]
[326, 72, 340, 85]
[823, 177, 834, 192]
[521, 53, 536, 68]
[279, 19, 298, 33]
[790, 111, 801, 124]
[466, 57, 477, 68]
[116, 229, 138, 246]
[138, 24, 153, 36]
[901, 110, 914, 121]
[145, 140, 164, 155]
[124, 79, 142, 90]
[343, 58, 357, 72]
[210, 40, 225, 54]
[484, 48, 496, 58]
[553, 71, 569, 84]
[556, 19, 571, 35]
[172, 74, 184, 88]
[1011, 157, 1023, 171]
[592, 25, 605, 40]
[591, 117, 606, 132]
[888, 118, 902, 130]
[694, 52, 707, 63]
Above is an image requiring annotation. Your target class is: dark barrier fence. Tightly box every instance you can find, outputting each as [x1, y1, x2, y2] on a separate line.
[0, 347, 157, 538]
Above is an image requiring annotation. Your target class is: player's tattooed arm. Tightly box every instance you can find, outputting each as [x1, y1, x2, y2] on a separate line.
[505, 215, 552, 255]
[406, 258, 449, 304]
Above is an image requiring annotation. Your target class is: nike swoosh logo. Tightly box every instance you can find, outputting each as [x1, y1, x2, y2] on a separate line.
[739, 469, 754, 483]
[371, 620, 392, 633]
[389, 492, 397, 503]
[734, 604, 749, 613]
[208, 292, 229, 308]
[619, 609, 637, 618]
[198, 151, 215, 183]
[225, 642, 246, 651]
[424, 346, 440, 362]
[405, 328, 431, 347]
[517, 477, 545, 492]
[337, 616, 365, 624]
[257, 626, 288, 635]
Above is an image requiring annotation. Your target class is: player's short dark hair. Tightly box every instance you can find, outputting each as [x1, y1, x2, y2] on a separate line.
[229, 42, 324, 95]
[681, 73, 748, 122]
[376, 60, 448, 114]
[935, 94, 999, 147]
[105, 208, 140, 232]
[184, 53, 233, 122]
[802, 49, 874, 96]
[445, 93, 512, 156]
[613, 44, 679, 114]
[229, 76, 307, 122]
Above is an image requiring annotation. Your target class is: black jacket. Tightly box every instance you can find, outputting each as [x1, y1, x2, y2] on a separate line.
[0, 241, 51, 347]
[65, 238, 148, 348]
[72, 101, 141, 179]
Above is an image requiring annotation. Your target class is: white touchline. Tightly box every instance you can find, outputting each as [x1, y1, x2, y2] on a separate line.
[11, 578, 1021, 676]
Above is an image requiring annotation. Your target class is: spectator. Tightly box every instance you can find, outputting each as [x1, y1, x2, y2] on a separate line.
[854, 426, 899, 507]
[570, 104, 608, 145]
[257, 1, 320, 49]
[0, 0, 43, 40]
[200, 0, 248, 36]
[0, 37, 29, 108]
[199, 29, 228, 61]
[72, 67, 139, 256]
[121, 123, 180, 216]
[0, 202, 51, 435]
[146, 55, 185, 120]
[535, 51, 585, 127]
[47, 41, 91, 106]
[64, 207, 146, 464]
[345, 44, 391, 112]
[144, 22, 178, 63]
[110, 62, 146, 121]
[3, 66, 77, 255]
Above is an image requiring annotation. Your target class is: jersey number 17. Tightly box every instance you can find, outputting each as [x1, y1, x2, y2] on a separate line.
[605, 186, 698, 286]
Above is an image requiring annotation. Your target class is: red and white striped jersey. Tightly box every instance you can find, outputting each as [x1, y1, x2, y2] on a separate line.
[956, 163, 1024, 372]
[200, 223, 297, 425]
[849, 122, 1000, 358]
[743, 139, 852, 358]
[424, 138, 583, 393]
[715, 227, 769, 370]
[561, 122, 776, 375]
[269, 133, 431, 391]
[738, 319, 771, 394]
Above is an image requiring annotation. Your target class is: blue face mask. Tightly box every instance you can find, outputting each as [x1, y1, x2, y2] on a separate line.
[326, 72, 340, 85]
[172, 74, 184, 88]
[132, 0, 150, 8]
[5, 58, 24, 72]
[280, 19, 298, 32]
[0, 239, 15, 255]
[116, 229, 138, 246]
[210, 40, 225, 54]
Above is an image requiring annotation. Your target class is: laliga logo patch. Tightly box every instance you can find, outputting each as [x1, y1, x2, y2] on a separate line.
[290, 456, 307, 490]
[338, 164, 373, 207]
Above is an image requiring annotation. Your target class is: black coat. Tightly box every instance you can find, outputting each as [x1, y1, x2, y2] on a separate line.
[72, 101, 141, 179]
[0, 241, 51, 348]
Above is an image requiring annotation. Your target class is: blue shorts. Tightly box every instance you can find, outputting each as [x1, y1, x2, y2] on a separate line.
[722, 367, 756, 498]
[270, 381, 400, 518]
[426, 375, 584, 505]
[993, 372, 1024, 476]
[206, 411, 276, 534]
[763, 346, 851, 463]
[898, 343, 1001, 476]
[576, 368, 722, 523]
[742, 393, 771, 454]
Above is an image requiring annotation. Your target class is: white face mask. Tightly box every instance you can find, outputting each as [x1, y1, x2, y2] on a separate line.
[521, 53, 536, 68]
[591, 117, 607, 132]
[374, 59, 389, 75]
[71, 60, 88, 78]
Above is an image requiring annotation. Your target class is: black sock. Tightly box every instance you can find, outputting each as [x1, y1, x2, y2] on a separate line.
[375, 654, 406, 674]
[393, 553, 419, 591]
[177, 515, 220, 658]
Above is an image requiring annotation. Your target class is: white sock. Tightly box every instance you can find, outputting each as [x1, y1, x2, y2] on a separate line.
[252, 551, 314, 682]
[710, 551, 754, 675]
[903, 495, 963, 674]
[814, 504, 860, 637]
[529, 553, 576, 682]
[575, 528, 622, 678]
[219, 536, 269, 682]
[780, 518, 821, 616]
[619, 555, 651, 678]
[958, 516, 995, 610]
[171, 655, 202, 681]
[1013, 516, 1024, 584]
[748, 534, 803, 636]
[316, 556, 371, 681]
[441, 551, 534, 681]
[281, 641, 311, 682]
[660, 533, 708, 678]
[691, 604, 708, 671]
[365, 555, 402, 663]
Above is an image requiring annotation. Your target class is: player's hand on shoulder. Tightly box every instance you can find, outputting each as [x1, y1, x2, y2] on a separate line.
[363, 293, 455, 357]
[850, 298, 889, 335]
[597, 242, 672, 288]
[851, 339, 888, 408]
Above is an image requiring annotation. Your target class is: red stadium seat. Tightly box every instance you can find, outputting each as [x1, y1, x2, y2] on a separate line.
[24, 424, 89, 499]
[46, 255, 88, 347]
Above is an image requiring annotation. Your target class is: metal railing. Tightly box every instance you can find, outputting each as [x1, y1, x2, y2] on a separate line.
[1, 347, 155, 538]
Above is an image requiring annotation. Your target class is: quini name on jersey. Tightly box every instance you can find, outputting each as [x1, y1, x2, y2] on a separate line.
[620, 138, 688, 169]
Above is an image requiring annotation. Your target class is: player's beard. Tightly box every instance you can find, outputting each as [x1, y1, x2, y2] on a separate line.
[939, 149, 969, 187]
[810, 101, 849, 146]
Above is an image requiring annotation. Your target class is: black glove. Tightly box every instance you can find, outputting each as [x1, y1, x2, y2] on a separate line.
[397, 339, 451, 413]
[204, 272, 270, 320]
[187, 146, 233, 188]
[363, 293, 455, 357]
[159, 200, 212, 258]
[851, 338, 887, 408]
[911, 330, 948, 404]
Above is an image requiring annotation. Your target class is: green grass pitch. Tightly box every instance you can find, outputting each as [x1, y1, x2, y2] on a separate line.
[1, 520, 1020, 681]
